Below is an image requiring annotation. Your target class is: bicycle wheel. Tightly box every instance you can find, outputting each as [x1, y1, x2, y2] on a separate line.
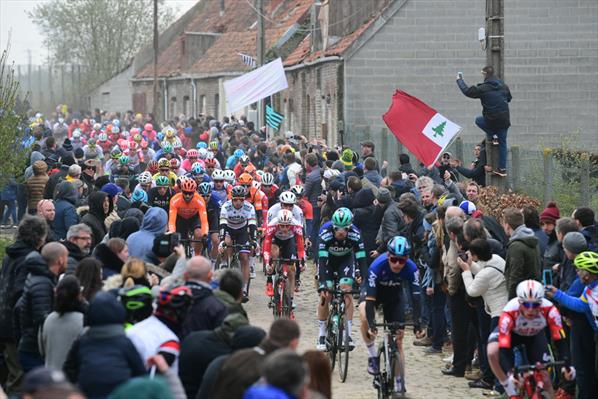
[272, 277, 281, 318]
[326, 315, 337, 371]
[394, 341, 405, 395]
[337, 314, 350, 382]
[376, 345, 388, 399]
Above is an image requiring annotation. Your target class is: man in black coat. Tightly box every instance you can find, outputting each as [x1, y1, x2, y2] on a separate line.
[181, 256, 227, 338]
[0, 216, 48, 394]
[16, 242, 68, 371]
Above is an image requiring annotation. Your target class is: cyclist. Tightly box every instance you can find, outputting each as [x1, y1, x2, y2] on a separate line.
[136, 171, 154, 193]
[204, 158, 220, 176]
[188, 162, 210, 185]
[262, 209, 306, 312]
[360, 236, 420, 395]
[291, 184, 312, 290]
[181, 149, 200, 172]
[168, 177, 209, 256]
[153, 158, 177, 186]
[234, 154, 254, 177]
[198, 182, 221, 263]
[236, 173, 267, 231]
[267, 191, 304, 227]
[316, 207, 366, 352]
[148, 175, 174, 213]
[218, 185, 258, 302]
[210, 169, 230, 205]
[487, 279, 573, 398]
[260, 172, 280, 206]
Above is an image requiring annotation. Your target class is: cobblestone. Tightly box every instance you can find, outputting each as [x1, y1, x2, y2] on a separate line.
[245, 261, 487, 399]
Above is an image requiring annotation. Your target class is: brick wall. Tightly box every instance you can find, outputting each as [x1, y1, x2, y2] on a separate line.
[344, 0, 598, 166]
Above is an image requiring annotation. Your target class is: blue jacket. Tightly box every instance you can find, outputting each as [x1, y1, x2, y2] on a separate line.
[126, 207, 168, 263]
[0, 178, 17, 201]
[554, 279, 598, 332]
[53, 181, 80, 240]
[363, 170, 382, 187]
[244, 385, 296, 399]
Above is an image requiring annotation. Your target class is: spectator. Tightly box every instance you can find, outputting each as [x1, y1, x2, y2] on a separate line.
[540, 201, 560, 244]
[465, 181, 481, 203]
[559, 232, 588, 292]
[362, 157, 382, 190]
[81, 191, 109, 251]
[39, 275, 85, 370]
[573, 207, 598, 251]
[63, 291, 146, 398]
[36, 199, 56, 242]
[20, 367, 79, 399]
[454, 142, 487, 187]
[372, 188, 406, 257]
[104, 258, 158, 290]
[66, 164, 82, 182]
[26, 160, 49, 215]
[214, 269, 249, 331]
[0, 216, 48, 394]
[53, 181, 80, 240]
[302, 350, 331, 399]
[109, 216, 141, 241]
[80, 160, 97, 193]
[64, 224, 93, 274]
[303, 153, 322, 256]
[502, 208, 541, 298]
[213, 319, 301, 399]
[243, 349, 308, 399]
[353, 188, 383, 269]
[126, 207, 168, 263]
[93, 237, 128, 279]
[100, 183, 122, 230]
[545, 217, 579, 272]
[457, 66, 512, 177]
[463, 217, 505, 258]
[398, 153, 416, 175]
[43, 156, 76, 200]
[522, 205, 548, 258]
[16, 242, 69, 372]
[1, 177, 18, 227]
[360, 140, 375, 161]
[181, 256, 227, 337]
[24, 151, 45, 180]
[74, 258, 103, 301]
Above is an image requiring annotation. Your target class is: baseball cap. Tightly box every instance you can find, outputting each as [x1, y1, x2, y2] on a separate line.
[100, 182, 123, 197]
[360, 140, 375, 150]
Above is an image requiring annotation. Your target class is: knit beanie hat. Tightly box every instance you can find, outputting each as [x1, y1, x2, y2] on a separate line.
[341, 149, 354, 170]
[62, 138, 73, 152]
[563, 231, 588, 255]
[377, 188, 392, 204]
[540, 201, 560, 224]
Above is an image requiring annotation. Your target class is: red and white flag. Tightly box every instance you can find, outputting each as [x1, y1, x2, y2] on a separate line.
[383, 90, 461, 166]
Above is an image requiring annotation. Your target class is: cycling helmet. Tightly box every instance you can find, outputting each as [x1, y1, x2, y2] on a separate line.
[205, 151, 215, 160]
[223, 170, 236, 183]
[130, 127, 140, 136]
[138, 171, 153, 185]
[158, 158, 170, 169]
[144, 123, 153, 132]
[244, 164, 257, 175]
[516, 280, 544, 303]
[148, 160, 159, 173]
[198, 148, 209, 159]
[186, 149, 198, 159]
[164, 127, 176, 138]
[119, 140, 129, 150]
[290, 185, 304, 197]
[387, 236, 411, 257]
[155, 175, 170, 187]
[256, 170, 265, 179]
[93, 123, 101, 131]
[205, 158, 217, 168]
[157, 132, 164, 141]
[196, 142, 208, 149]
[179, 177, 197, 193]
[119, 285, 153, 325]
[573, 251, 598, 274]
[278, 209, 294, 225]
[72, 129, 81, 139]
[131, 188, 148, 203]
[191, 162, 205, 175]
[110, 148, 122, 159]
[331, 207, 353, 229]
[98, 133, 108, 142]
[112, 119, 120, 127]
[261, 173, 275, 186]
[155, 285, 192, 323]
[279, 191, 297, 205]
[119, 156, 130, 166]
[169, 158, 180, 169]
[198, 182, 212, 197]
[238, 173, 253, 186]
[111, 126, 120, 134]
[162, 142, 173, 153]
[209, 141, 219, 150]
[212, 169, 224, 180]
[140, 140, 149, 149]
[231, 185, 247, 199]
[233, 149, 244, 158]
[239, 154, 250, 164]
[133, 134, 142, 143]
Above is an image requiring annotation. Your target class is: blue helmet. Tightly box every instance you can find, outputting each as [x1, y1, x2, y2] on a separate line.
[191, 162, 205, 175]
[131, 188, 148, 203]
[196, 141, 208, 149]
[233, 149, 244, 158]
[198, 182, 212, 197]
[387, 236, 410, 257]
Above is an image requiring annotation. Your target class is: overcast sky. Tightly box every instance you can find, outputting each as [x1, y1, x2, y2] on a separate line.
[0, 0, 198, 65]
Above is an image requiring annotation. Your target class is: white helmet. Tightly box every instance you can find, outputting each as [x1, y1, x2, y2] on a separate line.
[516, 280, 544, 303]
[198, 148, 209, 159]
[93, 123, 101, 131]
[279, 191, 296, 205]
[278, 209, 294, 225]
[205, 151, 214, 160]
[212, 169, 224, 180]
[290, 185, 304, 196]
[262, 172, 275, 186]
[72, 130, 81, 139]
[223, 169, 236, 183]
[98, 133, 108, 142]
[138, 171, 153, 185]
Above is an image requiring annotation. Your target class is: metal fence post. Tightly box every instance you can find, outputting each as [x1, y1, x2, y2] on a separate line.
[543, 148, 553, 204]
[510, 145, 520, 191]
[381, 128, 389, 164]
[579, 152, 590, 207]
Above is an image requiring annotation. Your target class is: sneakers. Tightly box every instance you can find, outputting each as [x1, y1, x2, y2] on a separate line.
[413, 337, 433, 347]
[295, 278, 301, 292]
[265, 282, 274, 297]
[249, 265, 256, 279]
[344, 336, 355, 351]
[367, 357, 380, 375]
[491, 136, 499, 146]
[465, 369, 482, 381]
[316, 336, 327, 351]
[493, 168, 507, 177]
[394, 377, 405, 394]
[242, 292, 249, 303]
[424, 346, 442, 355]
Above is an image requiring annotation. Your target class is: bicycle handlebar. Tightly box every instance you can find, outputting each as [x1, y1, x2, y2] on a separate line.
[515, 361, 566, 373]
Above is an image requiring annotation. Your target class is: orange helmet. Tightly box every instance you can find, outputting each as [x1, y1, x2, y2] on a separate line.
[179, 177, 197, 193]
[238, 172, 253, 186]
[244, 164, 257, 175]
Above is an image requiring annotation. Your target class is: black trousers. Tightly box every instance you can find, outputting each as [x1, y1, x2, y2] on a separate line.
[449, 289, 476, 373]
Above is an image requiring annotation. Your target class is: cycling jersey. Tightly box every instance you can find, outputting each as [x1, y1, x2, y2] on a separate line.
[317, 221, 367, 285]
[233, 161, 255, 177]
[228, 186, 267, 229]
[262, 216, 305, 264]
[205, 195, 221, 233]
[168, 192, 209, 236]
[267, 203, 304, 227]
[261, 184, 280, 205]
[153, 171, 178, 187]
[148, 186, 175, 213]
[210, 182, 230, 207]
[219, 200, 256, 231]
[365, 253, 419, 300]
[498, 297, 565, 349]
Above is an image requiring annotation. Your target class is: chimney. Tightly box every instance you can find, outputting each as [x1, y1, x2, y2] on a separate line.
[220, 0, 225, 16]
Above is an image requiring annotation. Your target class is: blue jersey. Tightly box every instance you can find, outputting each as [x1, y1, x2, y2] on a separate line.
[366, 252, 419, 300]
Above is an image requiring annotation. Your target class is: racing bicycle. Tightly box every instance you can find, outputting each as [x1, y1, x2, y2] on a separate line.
[372, 321, 407, 399]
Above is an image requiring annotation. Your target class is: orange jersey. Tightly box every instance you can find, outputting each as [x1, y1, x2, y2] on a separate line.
[298, 198, 313, 220]
[168, 192, 209, 236]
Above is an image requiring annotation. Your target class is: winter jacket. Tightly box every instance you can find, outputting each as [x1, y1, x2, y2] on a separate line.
[531, 227, 549, 258]
[461, 254, 508, 317]
[443, 239, 463, 296]
[25, 161, 49, 211]
[375, 201, 406, 253]
[43, 166, 69, 200]
[0, 241, 37, 342]
[456, 144, 487, 187]
[40, 310, 84, 370]
[581, 225, 598, 251]
[15, 252, 57, 354]
[53, 181, 80, 239]
[93, 243, 124, 279]
[504, 225, 541, 299]
[64, 240, 88, 275]
[363, 169, 382, 188]
[126, 207, 168, 263]
[63, 292, 146, 399]
[1, 178, 18, 201]
[544, 238, 563, 270]
[243, 385, 295, 399]
[24, 151, 45, 180]
[214, 289, 249, 331]
[303, 167, 322, 207]
[181, 281, 227, 338]
[457, 75, 512, 128]
[81, 191, 108, 250]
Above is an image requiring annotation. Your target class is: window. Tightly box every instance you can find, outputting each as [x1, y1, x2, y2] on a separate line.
[199, 95, 206, 115]
[183, 95, 190, 117]
[214, 94, 219, 119]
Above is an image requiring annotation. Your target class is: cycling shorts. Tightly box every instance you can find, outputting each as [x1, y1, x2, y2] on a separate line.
[176, 214, 202, 238]
[273, 236, 297, 260]
[318, 255, 354, 285]
[225, 226, 251, 254]
[360, 286, 406, 330]
[489, 326, 551, 372]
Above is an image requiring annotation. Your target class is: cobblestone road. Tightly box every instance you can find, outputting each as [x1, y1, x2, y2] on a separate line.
[245, 262, 487, 399]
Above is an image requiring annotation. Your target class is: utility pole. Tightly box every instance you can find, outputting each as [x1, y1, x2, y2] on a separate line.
[485, 0, 506, 190]
[256, 0, 265, 132]
[152, 0, 159, 119]
[27, 49, 32, 95]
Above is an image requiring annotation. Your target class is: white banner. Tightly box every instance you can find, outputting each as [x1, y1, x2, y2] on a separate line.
[224, 58, 288, 113]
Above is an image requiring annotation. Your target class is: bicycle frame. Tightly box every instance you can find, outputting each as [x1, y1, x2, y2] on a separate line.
[513, 361, 565, 399]
[373, 321, 407, 399]
[270, 258, 297, 319]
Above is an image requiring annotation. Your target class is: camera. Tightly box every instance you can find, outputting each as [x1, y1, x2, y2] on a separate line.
[152, 233, 180, 258]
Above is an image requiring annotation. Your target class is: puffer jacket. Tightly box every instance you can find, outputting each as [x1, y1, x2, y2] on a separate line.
[461, 254, 508, 317]
[0, 242, 38, 342]
[53, 181, 80, 239]
[505, 225, 541, 299]
[15, 252, 57, 354]
[81, 191, 108, 250]
[25, 161, 49, 211]
[375, 201, 406, 253]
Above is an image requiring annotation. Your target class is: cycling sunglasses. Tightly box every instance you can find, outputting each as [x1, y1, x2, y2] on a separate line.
[159, 168, 170, 173]
[232, 197, 244, 202]
[182, 191, 195, 196]
[520, 301, 541, 309]
[389, 255, 407, 264]
[333, 226, 348, 232]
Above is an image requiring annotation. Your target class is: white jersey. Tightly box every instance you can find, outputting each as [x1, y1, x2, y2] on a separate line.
[220, 200, 256, 230]
[267, 216, 303, 240]
[127, 315, 180, 371]
[267, 203, 304, 226]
